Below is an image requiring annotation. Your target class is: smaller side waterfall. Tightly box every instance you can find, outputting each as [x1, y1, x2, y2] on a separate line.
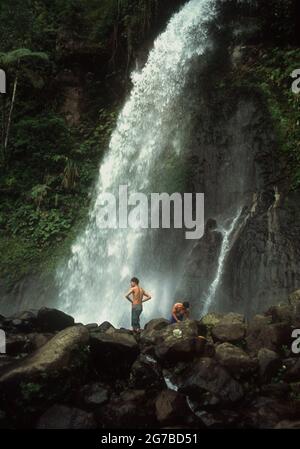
[201, 209, 242, 316]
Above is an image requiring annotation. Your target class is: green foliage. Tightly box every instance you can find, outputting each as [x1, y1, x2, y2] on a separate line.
[20, 382, 43, 401]
[0, 48, 48, 66]
[7, 206, 73, 247]
[0, 0, 164, 291]
[30, 184, 51, 209]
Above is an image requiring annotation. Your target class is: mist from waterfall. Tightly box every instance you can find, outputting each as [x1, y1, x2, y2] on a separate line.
[56, 0, 216, 326]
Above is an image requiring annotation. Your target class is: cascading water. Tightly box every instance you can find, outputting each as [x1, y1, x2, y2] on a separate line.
[201, 209, 242, 316]
[57, 0, 216, 326]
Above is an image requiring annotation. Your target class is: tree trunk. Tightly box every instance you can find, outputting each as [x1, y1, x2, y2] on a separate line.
[4, 67, 19, 165]
[1, 95, 6, 164]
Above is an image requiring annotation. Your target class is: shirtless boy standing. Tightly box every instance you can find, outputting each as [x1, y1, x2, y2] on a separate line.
[125, 277, 152, 332]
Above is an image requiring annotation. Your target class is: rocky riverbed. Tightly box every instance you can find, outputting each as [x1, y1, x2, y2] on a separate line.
[1, 291, 300, 429]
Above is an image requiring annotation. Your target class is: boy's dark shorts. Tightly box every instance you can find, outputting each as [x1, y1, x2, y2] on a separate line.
[132, 304, 143, 329]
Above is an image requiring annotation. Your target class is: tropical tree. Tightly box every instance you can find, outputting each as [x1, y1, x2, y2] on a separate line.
[0, 48, 49, 166]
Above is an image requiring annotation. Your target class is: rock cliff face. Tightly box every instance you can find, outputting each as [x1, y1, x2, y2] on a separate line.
[181, 87, 300, 316]
[177, 18, 300, 317]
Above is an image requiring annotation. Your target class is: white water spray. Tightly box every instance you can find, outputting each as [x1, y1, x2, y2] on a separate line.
[201, 209, 242, 316]
[57, 0, 216, 325]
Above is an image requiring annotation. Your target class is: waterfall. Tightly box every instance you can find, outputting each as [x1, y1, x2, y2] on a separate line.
[201, 209, 242, 316]
[57, 0, 216, 326]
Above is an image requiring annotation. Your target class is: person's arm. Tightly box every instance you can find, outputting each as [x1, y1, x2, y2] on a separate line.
[172, 305, 180, 322]
[142, 290, 152, 303]
[125, 288, 133, 303]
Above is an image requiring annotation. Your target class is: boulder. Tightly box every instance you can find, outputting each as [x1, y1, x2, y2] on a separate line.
[283, 357, 300, 382]
[5, 334, 31, 356]
[275, 420, 300, 429]
[257, 348, 281, 382]
[211, 313, 246, 343]
[245, 397, 299, 429]
[98, 389, 156, 428]
[200, 313, 224, 331]
[264, 304, 294, 324]
[141, 319, 197, 346]
[246, 315, 291, 353]
[2, 310, 38, 333]
[0, 355, 16, 370]
[36, 308, 74, 332]
[215, 342, 257, 378]
[129, 354, 165, 389]
[155, 390, 190, 425]
[5, 329, 52, 357]
[0, 409, 7, 429]
[154, 321, 205, 362]
[85, 323, 98, 331]
[27, 333, 53, 351]
[179, 357, 244, 405]
[79, 382, 110, 409]
[155, 337, 201, 362]
[89, 329, 139, 378]
[260, 382, 290, 399]
[97, 321, 115, 333]
[288, 289, 300, 307]
[144, 318, 170, 332]
[0, 325, 89, 389]
[290, 382, 300, 395]
[36, 404, 96, 429]
[186, 398, 239, 428]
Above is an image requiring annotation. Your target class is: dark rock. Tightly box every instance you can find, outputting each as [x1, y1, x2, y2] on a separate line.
[257, 348, 281, 382]
[202, 341, 216, 357]
[288, 290, 300, 307]
[97, 322, 115, 333]
[245, 397, 299, 429]
[290, 381, 300, 395]
[0, 355, 16, 370]
[155, 337, 202, 363]
[129, 354, 165, 389]
[0, 409, 7, 429]
[200, 313, 224, 333]
[36, 404, 96, 429]
[27, 333, 53, 351]
[211, 313, 246, 343]
[179, 219, 223, 316]
[246, 315, 291, 353]
[187, 398, 239, 428]
[215, 342, 257, 378]
[283, 357, 300, 382]
[79, 382, 110, 409]
[142, 320, 198, 359]
[89, 329, 139, 378]
[154, 321, 206, 363]
[37, 307, 74, 332]
[5, 334, 31, 356]
[144, 318, 170, 332]
[0, 325, 89, 388]
[179, 357, 244, 405]
[195, 321, 208, 337]
[275, 420, 300, 429]
[2, 310, 38, 333]
[155, 390, 190, 425]
[260, 382, 290, 400]
[85, 323, 98, 330]
[98, 389, 155, 428]
[264, 304, 294, 324]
